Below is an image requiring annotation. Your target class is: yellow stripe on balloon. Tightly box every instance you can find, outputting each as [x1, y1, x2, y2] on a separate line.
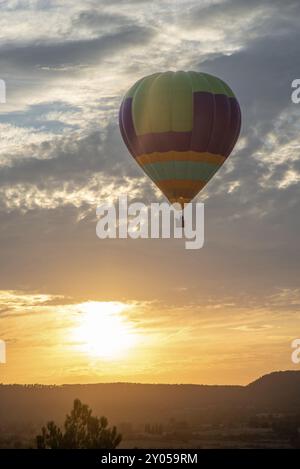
[136, 151, 226, 166]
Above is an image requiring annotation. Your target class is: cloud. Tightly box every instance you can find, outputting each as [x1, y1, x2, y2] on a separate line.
[0, 26, 154, 71]
[0, 0, 299, 311]
[71, 10, 136, 33]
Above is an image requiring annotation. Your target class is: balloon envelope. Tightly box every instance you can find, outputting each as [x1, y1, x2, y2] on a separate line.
[119, 71, 241, 205]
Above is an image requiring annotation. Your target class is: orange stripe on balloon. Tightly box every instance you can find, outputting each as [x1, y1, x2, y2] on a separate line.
[136, 151, 226, 166]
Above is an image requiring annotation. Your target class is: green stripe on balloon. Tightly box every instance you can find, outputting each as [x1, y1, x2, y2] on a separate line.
[141, 161, 221, 182]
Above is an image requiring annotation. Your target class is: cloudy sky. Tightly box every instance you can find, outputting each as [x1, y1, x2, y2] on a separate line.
[0, 0, 300, 385]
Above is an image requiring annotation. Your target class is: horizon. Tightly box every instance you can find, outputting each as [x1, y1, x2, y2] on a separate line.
[1, 368, 297, 388]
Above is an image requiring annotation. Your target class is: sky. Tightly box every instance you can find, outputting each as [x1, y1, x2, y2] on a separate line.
[0, 0, 300, 385]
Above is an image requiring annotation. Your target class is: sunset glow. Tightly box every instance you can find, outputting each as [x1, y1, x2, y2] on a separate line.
[72, 302, 138, 360]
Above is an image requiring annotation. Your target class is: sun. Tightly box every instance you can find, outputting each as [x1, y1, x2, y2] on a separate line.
[72, 301, 138, 360]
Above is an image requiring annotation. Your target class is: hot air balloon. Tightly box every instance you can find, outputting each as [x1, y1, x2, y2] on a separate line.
[119, 71, 241, 211]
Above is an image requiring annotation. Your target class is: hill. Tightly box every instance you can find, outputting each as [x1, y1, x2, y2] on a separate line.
[1, 370, 300, 427]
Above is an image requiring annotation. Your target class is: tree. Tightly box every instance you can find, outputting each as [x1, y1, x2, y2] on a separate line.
[36, 399, 122, 449]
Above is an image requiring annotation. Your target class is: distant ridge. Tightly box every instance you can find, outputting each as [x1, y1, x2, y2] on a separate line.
[248, 370, 300, 388]
[1, 370, 300, 426]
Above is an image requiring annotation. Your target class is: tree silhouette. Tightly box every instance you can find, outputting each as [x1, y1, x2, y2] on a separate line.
[36, 399, 122, 449]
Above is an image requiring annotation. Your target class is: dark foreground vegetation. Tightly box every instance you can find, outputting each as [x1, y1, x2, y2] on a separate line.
[36, 399, 121, 449]
[2, 371, 300, 448]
